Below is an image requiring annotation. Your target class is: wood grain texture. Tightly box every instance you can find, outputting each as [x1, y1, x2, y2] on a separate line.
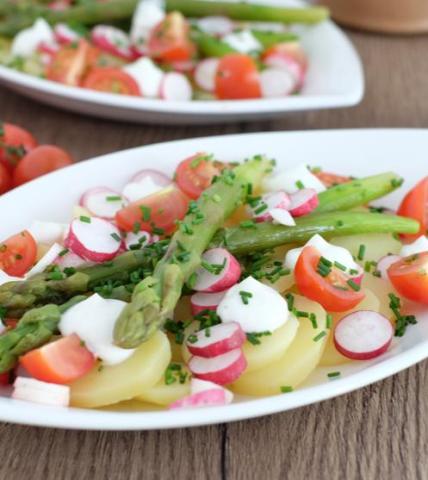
[0, 31, 427, 480]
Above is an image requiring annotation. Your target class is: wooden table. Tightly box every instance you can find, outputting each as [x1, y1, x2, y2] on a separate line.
[1, 31, 427, 480]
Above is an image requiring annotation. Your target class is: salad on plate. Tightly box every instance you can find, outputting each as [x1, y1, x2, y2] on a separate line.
[0, 151, 426, 411]
[0, 0, 328, 101]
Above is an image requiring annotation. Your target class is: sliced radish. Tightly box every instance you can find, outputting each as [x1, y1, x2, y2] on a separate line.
[187, 322, 245, 358]
[169, 388, 229, 409]
[123, 170, 172, 203]
[91, 25, 134, 60]
[194, 58, 220, 92]
[376, 254, 402, 280]
[264, 50, 306, 90]
[131, 169, 172, 186]
[123, 57, 164, 98]
[269, 208, 296, 226]
[170, 60, 196, 73]
[12, 377, 70, 407]
[189, 348, 247, 385]
[251, 191, 290, 222]
[197, 16, 234, 37]
[54, 23, 80, 44]
[65, 217, 122, 262]
[190, 291, 227, 315]
[193, 248, 241, 293]
[124, 231, 152, 250]
[38, 40, 60, 56]
[350, 265, 364, 286]
[54, 250, 90, 269]
[27, 243, 63, 278]
[334, 310, 394, 360]
[80, 187, 127, 220]
[289, 188, 319, 217]
[260, 68, 296, 98]
[160, 72, 193, 101]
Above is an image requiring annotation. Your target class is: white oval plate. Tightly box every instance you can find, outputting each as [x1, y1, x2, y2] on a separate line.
[0, 129, 426, 430]
[0, 0, 363, 124]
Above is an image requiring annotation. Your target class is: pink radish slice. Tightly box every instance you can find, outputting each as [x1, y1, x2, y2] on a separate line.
[260, 68, 296, 98]
[289, 188, 319, 217]
[169, 388, 228, 409]
[80, 187, 126, 220]
[376, 254, 402, 280]
[334, 310, 394, 360]
[264, 53, 306, 90]
[194, 58, 220, 92]
[54, 23, 80, 44]
[124, 231, 152, 250]
[190, 291, 227, 315]
[160, 72, 193, 101]
[123, 170, 172, 203]
[55, 250, 90, 269]
[65, 217, 122, 262]
[252, 191, 290, 222]
[189, 348, 247, 385]
[197, 16, 234, 37]
[194, 248, 241, 293]
[187, 322, 245, 358]
[38, 41, 60, 55]
[91, 25, 134, 60]
[170, 60, 196, 73]
[131, 169, 172, 186]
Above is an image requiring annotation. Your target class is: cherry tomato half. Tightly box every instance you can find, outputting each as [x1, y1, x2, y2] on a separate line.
[83, 68, 141, 95]
[0, 162, 12, 195]
[215, 54, 261, 100]
[175, 153, 223, 200]
[295, 246, 366, 312]
[13, 145, 74, 187]
[314, 171, 351, 188]
[388, 252, 428, 305]
[0, 230, 37, 277]
[115, 184, 189, 234]
[147, 12, 196, 63]
[397, 176, 428, 242]
[0, 123, 38, 172]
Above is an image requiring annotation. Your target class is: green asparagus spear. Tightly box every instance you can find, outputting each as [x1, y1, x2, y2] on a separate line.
[113, 156, 272, 348]
[0, 295, 86, 373]
[212, 212, 419, 256]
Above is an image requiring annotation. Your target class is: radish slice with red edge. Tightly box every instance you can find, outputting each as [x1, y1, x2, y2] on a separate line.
[193, 248, 241, 293]
[123, 169, 172, 202]
[252, 191, 290, 222]
[189, 348, 247, 385]
[376, 254, 402, 280]
[124, 231, 152, 250]
[130, 169, 172, 186]
[187, 322, 245, 358]
[80, 187, 127, 220]
[260, 68, 296, 98]
[197, 16, 235, 37]
[194, 58, 219, 92]
[54, 23, 80, 44]
[65, 217, 122, 262]
[55, 250, 91, 269]
[169, 387, 230, 409]
[38, 41, 60, 56]
[289, 188, 319, 217]
[334, 310, 394, 360]
[160, 72, 193, 101]
[91, 25, 134, 60]
[190, 291, 227, 315]
[170, 60, 196, 73]
[264, 52, 306, 90]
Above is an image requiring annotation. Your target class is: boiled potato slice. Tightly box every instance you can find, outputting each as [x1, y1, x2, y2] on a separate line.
[231, 295, 328, 396]
[362, 274, 396, 318]
[243, 316, 299, 373]
[70, 331, 171, 408]
[137, 365, 191, 407]
[331, 233, 401, 264]
[320, 289, 380, 367]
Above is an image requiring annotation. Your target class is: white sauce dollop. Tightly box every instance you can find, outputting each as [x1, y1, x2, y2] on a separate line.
[123, 175, 167, 202]
[263, 163, 326, 195]
[400, 236, 428, 257]
[28, 220, 68, 245]
[130, 0, 165, 46]
[123, 57, 164, 98]
[11, 18, 55, 57]
[223, 30, 262, 54]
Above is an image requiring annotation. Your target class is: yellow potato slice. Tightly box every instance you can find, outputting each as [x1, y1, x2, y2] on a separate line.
[320, 289, 380, 367]
[362, 274, 396, 318]
[231, 295, 328, 396]
[70, 331, 171, 408]
[137, 365, 191, 407]
[243, 316, 299, 373]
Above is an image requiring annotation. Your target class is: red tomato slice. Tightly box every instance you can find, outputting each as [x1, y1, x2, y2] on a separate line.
[116, 184, 189, 234]
[147, 12, 195, 62]
[215, 54, 261, 100]
[175, 153, 223, 200]
[0, 162, 12, 194]
[13, 145, 73, 187]
[46, 39, 94, 86]
[295, 246, 366, 312]
[0, 230, 37, 277]
[0, 123, 38, 172]
[388, 252, 428, 305]
[314, 171, 351, 188]
[397, 177, 428, 242]
[20, 334, 96, 384]
[83, 68, 141, 95]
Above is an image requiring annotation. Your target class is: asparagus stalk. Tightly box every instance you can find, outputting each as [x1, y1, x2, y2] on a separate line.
[212, 212, 419, 256]
[0, 295, 86, 373]
[113, 156, 272, 348]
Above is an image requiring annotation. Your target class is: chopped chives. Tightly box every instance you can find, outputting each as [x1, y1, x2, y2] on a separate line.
[327, 371, 341, 378]
[309, 313, 318, 329]
[239, 290, 253, 305]
[212, 194, 221, 203]
[106, 195, 121, 202]
[357, 244, 366, 261]
[59, 248, 69, 257]
[347, 279, 361, 291]
[313, 331, 327, 342]
[295, 180, 305, 190]
[110, 233, 121, 242]
[326, 314, 333, 329]
[240, 220, 256, 229]
[140, 206, 151, 221]
[334, 261, 347, 271]
[280, 386, 293, 393]
[133, 222, 141, 234]
[80, 215, 91, 223]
